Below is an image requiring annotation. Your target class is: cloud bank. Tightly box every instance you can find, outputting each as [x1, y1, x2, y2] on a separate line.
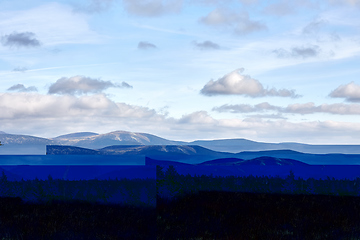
[48, 76, 132, 95]
[213, 102, 360, 115]
[200, 68, 299, 98]
[0, 93, 156, 119]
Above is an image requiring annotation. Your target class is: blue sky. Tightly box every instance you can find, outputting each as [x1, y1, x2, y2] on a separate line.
[0, 0, 360, 143]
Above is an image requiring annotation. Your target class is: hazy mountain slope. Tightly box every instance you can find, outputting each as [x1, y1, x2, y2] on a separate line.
[235, 150, 360, 165]
[191, 139, 278, 153]
[46, 145, 100, 155]
[0, 133, 53, 145]
[191, 139, 360, 154]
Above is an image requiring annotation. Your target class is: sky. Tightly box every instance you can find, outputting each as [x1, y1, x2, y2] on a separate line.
[0, 0, 360, 144]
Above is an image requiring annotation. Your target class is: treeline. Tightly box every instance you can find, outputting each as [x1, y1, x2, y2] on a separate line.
[0, 171, 156, 206]
[157, 165, 360, 198]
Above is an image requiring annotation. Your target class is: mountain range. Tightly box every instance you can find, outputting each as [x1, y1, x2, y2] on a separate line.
[46, 145, 360, 165]
[1, 130, 360, 155]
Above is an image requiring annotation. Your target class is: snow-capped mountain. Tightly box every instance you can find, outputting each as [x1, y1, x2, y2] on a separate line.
[51, 130, 185, 149]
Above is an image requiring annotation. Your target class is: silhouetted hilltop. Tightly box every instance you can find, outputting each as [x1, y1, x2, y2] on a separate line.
[46, 145, 100, 155]
[197, 158, 245, 165]
[238, 156, 309, 166]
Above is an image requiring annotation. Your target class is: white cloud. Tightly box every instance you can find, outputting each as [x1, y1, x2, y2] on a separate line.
[329, 82, 360, 102]
[200, 68, 299, 98]
[0, 92, 157, 119]
[178, 111, 217, 124]
[199, 8, 266, 35]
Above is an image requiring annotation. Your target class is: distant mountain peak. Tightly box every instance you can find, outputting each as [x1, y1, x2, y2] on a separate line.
[0, 131, 7, 135]
[53, 132, 99, 139]
[104, 131, 150, 142]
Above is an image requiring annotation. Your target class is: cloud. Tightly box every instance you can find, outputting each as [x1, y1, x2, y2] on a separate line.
[213, 102, 280, 113]
[48, 76, 132, 95]
[193, 40, 220, 50]
[194, 0, 257, 4]
[74, 0, 115, 13]
[213, 102, 360, 115]
[245, 113, 287, 119]
[329, 82, 360, 102]
[7, 84, 37, 92]
[0, 3, 103, 46]
[123, 0, 183, 17]
[1, 32, 41, 48]
[178, 111, 217, 124]
[0, 93, 157, 119]
[273, 45, 321, 58]
[12, 67, 28, 72]
[302, 19, 327, 35]
[285, 103, 360, 115]
[138, 41, 157, 50]
[120, 82, 133, 88]
[263, 1, 294, 16]
[200, 8, 266, 35]
[200, 68, 299, 98]
[327, 0, 360, 7]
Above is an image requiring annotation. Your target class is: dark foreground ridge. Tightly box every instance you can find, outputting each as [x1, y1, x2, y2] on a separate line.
[157, 191, 360, 239]
[3, 192, 360, 239]
[0, 197, 156, 240]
